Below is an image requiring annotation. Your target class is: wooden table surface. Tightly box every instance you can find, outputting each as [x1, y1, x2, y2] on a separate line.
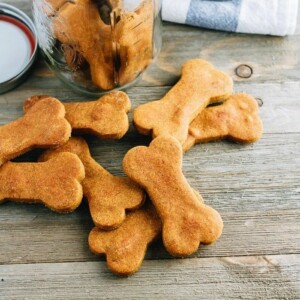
[1, 1, 300, 299]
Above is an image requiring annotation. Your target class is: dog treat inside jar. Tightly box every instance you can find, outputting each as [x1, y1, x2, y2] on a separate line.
[33, 0, 162, 95]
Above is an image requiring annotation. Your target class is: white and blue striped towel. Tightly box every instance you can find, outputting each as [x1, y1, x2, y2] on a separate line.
[162, 0, 298, 36]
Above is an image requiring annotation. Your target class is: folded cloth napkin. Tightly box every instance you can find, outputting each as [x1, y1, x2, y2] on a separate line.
[162, 0, 298, 36]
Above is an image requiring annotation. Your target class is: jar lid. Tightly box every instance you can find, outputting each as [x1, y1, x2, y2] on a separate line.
[0, 3, 38, 94]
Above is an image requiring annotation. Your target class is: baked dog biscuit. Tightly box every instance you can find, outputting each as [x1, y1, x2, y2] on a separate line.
[133, 59, 233, 144]
[123, 135, 223, 257]
[53, 0, 114, 90]
[24, 92, 131, 139]
[116, 0, 153, 86]
[183, 93, 263, 151]
[40, 137, 145, 229]
[89, 203, 161, 276]
[0, 152, 85, 213]
[0, 97, 71, 166]
[44, 0, 71, 13]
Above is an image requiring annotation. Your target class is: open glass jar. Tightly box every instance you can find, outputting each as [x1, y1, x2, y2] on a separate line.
[33, 0, 162, 96]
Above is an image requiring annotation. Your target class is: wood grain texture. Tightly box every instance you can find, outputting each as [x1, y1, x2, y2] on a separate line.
[0, 206, 299, 264]
[0, 131, 299, 264]
[0, 0, 300, 299]
[1, 82, 300, 133]
[0, 255, 299, 299]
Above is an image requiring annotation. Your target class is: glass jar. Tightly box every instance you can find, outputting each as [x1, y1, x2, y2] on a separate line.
[32, 0, 162, 96]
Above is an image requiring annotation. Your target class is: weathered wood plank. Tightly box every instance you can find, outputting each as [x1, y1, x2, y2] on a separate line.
[0, 206, 299, 264]
[3, 129, 300, 197]
[0, 132, 299, 263]
[1, 82, 300, 134]
[0, 255, 299, 299]
[0, 127, 298, 264]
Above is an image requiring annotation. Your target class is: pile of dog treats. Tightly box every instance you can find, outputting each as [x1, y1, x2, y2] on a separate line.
[46, 0, 153, 89]
[0, 59, 262, 276]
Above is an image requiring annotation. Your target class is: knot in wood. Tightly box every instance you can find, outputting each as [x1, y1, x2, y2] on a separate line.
[255, 98, 263, 107]
[235, 64, 253, 78]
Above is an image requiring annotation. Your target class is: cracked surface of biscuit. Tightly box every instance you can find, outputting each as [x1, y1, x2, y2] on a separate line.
[133, 59, 233, 145]
[183, 93, 263, 151]
[24, 92, 131, 139]
[0, 152, 85, 213]
[0, 97, 71, 166]
[89, 203, 161, 276]
[123, 135, 223, 257]
[40, 137, 145, 229]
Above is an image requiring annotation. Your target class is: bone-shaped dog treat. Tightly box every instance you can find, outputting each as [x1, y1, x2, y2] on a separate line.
[115, 0, 153, 86]
[0, 97, 71, 166]
[89, 203, 161, 276]
[133, 59, 233, 144]
[123, 135, 223, 257]
[39, 137, 145, 229]
[53, 0, 114, 90]
[183, 93, 263, 151]
[49, 0, 154, 89]
[24, 91, 131, 139]
[44, 0, 70, 12]
[0, 152, 85, 212]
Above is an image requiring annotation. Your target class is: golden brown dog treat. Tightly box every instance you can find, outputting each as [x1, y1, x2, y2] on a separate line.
[43, 0, 71, 15]
[0, 97, 71, 166]
[133, 59, 233, 144]
[183, 93, 263, 151]
[89, 203, 161, 276]
[0, 152, 85, 213]
[50, 0, 154, 89]
[39, 137, 145, 229]
[44, 0, 71, 12]
[123, 135, 223, 257]
[24, 91, 131, 139]
[62, 44, 87, 71]
[109, 0, 122, 8]
[115, 0, 153, 86]
[53, 0, 114, 90]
